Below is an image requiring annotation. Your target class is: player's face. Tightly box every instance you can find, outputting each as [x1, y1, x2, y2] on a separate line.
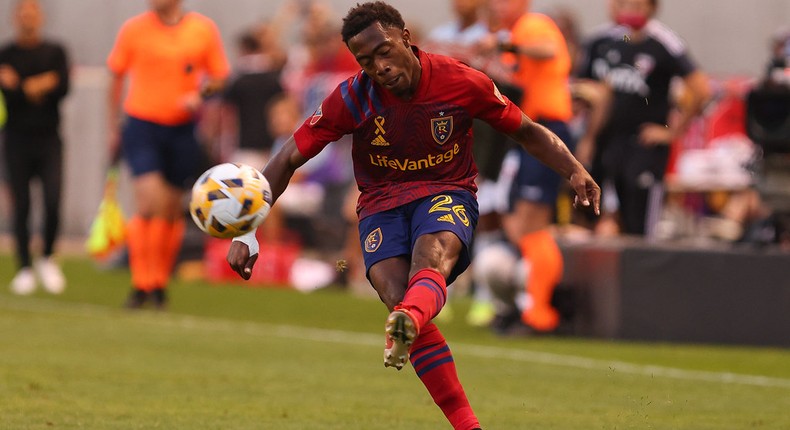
[15, 0, 43, 35]
[453, 0, 482, 18]
[610, 0, 654, 19]
[148, 0, 181, 13]
[488, 0, 528, 28]
[347, 22, 420, 99]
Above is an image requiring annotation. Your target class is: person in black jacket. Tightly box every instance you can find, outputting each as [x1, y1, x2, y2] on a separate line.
[0, 0, 69, 295]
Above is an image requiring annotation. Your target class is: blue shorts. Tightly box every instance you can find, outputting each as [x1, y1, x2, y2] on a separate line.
[122, 116, 201, 189]
[508, 119, 574, 207]
[358, 190, 479, 285]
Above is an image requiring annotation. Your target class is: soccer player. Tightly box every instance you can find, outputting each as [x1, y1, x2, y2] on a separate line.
[107, 0, 229, 308]
[227, 2, 600, 429]
[1, 0, 70, 295]
[484, 0, 576, 333]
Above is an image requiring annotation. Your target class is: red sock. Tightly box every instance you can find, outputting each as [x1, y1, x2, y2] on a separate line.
[409, 323, 480, 430]
[398, 268, 447, 330]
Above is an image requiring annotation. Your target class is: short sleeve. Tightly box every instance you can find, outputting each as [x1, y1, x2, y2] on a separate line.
[669, 48, 697, 78]
[293, 83, 355, 159]
[203, 20, 230, 80]
[463, 66, 523, 133]
[107, 21, 133, 75]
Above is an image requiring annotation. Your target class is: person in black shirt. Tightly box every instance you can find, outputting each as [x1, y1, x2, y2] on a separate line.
[222, 30, 284, 168]
[575, 0, 710, 236]
[0, 0, 69, 295]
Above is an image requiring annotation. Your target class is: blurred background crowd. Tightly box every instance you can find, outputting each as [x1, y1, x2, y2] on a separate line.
[1, 0, 789, 336]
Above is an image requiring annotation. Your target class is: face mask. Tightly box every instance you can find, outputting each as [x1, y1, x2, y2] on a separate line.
[615, 12, 649, 31]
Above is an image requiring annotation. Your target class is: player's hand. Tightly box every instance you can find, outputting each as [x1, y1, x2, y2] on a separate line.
[639, 123, 674, 146]
[568, 167, 601, 216]
[227, 231, 259, 280]
[0, 65, 19, 90]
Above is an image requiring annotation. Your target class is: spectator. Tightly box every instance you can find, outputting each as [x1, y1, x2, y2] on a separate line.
[107, 0, 229, 309]
[222, 29, 284, 168]
[575, 0, 711, 237]
[424, 0, 489, 62]
[0, 0, 70, 295]
[764, 27, 789, 88]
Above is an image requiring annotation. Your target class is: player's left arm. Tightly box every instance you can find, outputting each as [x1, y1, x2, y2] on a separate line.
[508, 113, 601, 214]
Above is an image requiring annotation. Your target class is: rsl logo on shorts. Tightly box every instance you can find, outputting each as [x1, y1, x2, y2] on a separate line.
[431, 113, 453, 145]
[364, 227, 383, 253]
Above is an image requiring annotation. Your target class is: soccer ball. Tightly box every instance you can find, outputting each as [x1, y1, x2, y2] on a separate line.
[189, 163, 272, 239]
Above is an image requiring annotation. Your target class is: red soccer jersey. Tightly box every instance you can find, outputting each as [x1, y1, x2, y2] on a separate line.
[294, 47, 523, 219]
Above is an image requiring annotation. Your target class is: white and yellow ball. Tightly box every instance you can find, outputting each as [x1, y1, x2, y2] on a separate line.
[189, 163, 272, 239]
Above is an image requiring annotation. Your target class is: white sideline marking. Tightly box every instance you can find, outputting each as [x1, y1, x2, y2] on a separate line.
[3, 297, 790, 389]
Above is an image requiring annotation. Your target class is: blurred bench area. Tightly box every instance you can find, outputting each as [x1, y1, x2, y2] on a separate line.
[557, 237, 790, 347]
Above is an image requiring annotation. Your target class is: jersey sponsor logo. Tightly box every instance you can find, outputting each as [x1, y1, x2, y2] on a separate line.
[309, 104, 323, 126]
[369, 143, 460, 171]
[371, 116, 390, 146]
[493, 82, 507, 105]
[364, 227, 383, 253]
[605, 65, 651, 96]
[431, 113, 453, 145]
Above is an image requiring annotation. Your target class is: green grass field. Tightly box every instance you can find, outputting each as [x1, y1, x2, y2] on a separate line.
[2, 255, 789, 429]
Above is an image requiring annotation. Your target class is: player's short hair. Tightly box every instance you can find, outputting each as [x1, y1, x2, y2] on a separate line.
[237, 31, 261, 53]
[341, 1, 405, 44]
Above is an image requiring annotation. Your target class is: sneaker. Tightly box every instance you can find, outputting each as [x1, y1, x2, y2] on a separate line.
[35, 257, 66, 294]
[124, 289, 149, 309]
[150, 288, 168, 310]
[466, 300, 495, 327]
[383, 310, 418, 370]
[10, 268, 37, 295]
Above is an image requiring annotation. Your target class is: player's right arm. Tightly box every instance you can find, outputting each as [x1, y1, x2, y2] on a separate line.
[106, 20, 133, 160]
[107, 73, 125, 159]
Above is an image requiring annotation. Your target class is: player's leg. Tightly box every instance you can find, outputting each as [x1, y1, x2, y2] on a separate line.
[361, 201, 481, 430]
[472, 239, 527, 334]
[4, 131, 36, 294]
[36, 132, 66, 293]
[619, 141, 670, 236]
[369, 255, 481, 430]
[122, 117, 169, 307]
[501, 145, 563, 333]
[149, 121, 201, 308]
[408, 192, 481, 430]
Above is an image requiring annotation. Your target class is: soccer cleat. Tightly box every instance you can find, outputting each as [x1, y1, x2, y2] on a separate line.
[10, 267, 36, 295]
[35, 257, 66, 294]
[383, 310, 418, 370]
[150, 288, 168, 311]
[124, 288, 149, 309]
